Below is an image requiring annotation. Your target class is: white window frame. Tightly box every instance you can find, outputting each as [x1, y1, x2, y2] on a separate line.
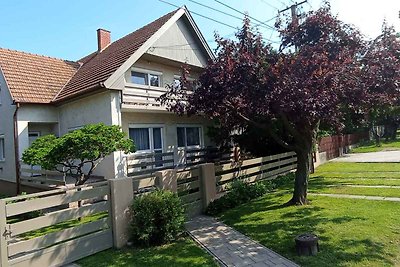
[129, 67, 163, 88]
[0, 135, 5, 162]
[176, 124, 203, 149]
[128, 124, 165, 154]
[173, 75, 197, 91]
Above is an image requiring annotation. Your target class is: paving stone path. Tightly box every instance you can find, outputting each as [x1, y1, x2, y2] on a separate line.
[186, 215, 299, 267]
[310, 193, 400, 202]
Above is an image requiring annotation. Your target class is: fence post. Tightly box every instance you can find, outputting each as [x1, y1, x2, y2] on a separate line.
[0, 200, 8, 267]
[109, 178, 134, 249]
[199, 163, 217, 211]
[155, 169, 178, 192]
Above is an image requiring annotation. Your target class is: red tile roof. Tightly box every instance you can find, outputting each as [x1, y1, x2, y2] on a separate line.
[0, 48, 80, 103]
[0, 9, 178, 104]
[54, 9, 177, 102]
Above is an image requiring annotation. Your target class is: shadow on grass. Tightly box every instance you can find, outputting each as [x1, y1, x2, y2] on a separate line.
[219, 193, 395, 267]
[78, 238, 217, 267]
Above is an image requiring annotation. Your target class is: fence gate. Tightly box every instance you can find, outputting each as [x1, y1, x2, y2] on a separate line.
[0, 181, 112, 267]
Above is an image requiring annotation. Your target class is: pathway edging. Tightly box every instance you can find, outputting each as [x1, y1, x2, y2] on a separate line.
[310, 193, 400, 202]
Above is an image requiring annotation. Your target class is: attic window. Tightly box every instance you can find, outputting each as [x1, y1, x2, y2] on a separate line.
[131, 70, 161, 87]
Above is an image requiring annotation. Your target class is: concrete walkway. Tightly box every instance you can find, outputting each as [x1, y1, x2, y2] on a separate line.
[186, 216, 299, 267]
[310, 193, 400, 202]
[332, 150, 400, 162]
[326, 184, 400, 188]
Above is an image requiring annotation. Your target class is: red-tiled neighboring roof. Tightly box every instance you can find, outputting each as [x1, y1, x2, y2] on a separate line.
[0, 48, 80, 103]
[54, 9, 178, 102]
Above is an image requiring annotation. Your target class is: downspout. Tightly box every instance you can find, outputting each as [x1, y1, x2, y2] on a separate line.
[13, 102, 20, 195]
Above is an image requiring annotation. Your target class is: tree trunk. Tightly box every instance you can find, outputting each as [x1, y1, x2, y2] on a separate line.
[288, 148, 311, 205]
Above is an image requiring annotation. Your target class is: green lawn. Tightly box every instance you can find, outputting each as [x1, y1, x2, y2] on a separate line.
[351, 139, 400, 153]
[309, 162, 400, 197]
[219, 192, 400, 267]
[218, 162, 400, 266]
[78, 238, 218, 267]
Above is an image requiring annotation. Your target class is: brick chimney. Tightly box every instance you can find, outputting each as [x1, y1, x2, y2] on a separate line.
[97, 28, 111, 52]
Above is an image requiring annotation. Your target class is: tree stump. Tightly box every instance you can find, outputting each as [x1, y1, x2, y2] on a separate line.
[295, 233, 319, 256]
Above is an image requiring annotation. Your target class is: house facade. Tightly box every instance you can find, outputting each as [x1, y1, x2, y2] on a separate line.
[0, 7, 215, 194]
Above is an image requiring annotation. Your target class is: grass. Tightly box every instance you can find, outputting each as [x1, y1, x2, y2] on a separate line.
[219, 192, 400, 267]
[77, 237, 218, 267]
[309, 162, 400, 197]
[217, 162, 400, 266]
[351, 139, 400, 153]
[310, 186, 400, 197]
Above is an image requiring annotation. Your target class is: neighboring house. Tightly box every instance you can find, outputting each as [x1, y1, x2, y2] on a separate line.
[0, 7, 215, 194]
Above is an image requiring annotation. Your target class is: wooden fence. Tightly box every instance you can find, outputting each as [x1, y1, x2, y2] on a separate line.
[126, 151, 175, 178]
[0, 151, 298, 265]
[318, 133, 368, 160]
[19, 163, 66, 189]
[215, 151, 297, 194]
[177, 168, 202, 218]
[0, 181, 112, 267]
[126, 147, 234, 178]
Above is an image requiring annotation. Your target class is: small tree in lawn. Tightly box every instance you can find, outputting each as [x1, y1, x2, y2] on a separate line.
[161, 6, 364, 205]
[22, 123, 135, 185]
[361, 23, 400, 144]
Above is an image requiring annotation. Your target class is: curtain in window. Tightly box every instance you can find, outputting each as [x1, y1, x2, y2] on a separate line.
[186, 127, 200, 146]
[129, 128, 150, 151]
[177, 127, 186, 147]
[0, 138, 4, 159]
[153, 128, 162, 149]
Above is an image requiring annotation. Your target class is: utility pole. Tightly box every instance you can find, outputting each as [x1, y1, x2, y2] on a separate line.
[279, 0, 308, 27]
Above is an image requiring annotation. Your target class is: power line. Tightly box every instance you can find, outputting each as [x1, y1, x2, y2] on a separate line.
[188, 0, 275, 31]
[214, 0, 276, 30]
[158, 0, 279, 44]
[158, 0, 239, 30]
[258, 0, 279, 11]
[189, 0, 243, 21]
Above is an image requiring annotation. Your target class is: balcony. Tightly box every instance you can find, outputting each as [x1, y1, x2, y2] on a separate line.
[121, 83, 168, 112]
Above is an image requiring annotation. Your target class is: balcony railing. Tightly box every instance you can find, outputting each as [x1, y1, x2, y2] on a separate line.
[122, 84, 167, 111]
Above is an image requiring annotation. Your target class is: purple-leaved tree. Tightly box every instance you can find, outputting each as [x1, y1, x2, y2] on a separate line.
[161, 6, 364, 205]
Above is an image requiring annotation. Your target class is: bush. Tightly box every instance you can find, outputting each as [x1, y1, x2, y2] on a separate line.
[205, 173, 295, 216]
[205, 180, 267, 216]
[129, 189, 185, 247]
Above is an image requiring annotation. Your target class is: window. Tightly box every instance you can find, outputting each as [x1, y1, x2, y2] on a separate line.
[177, 126, 201, 148]
[131, 69, 161, 87]
[173, 76, 198, 91]
[0, 135, 5, 161]
[129, 126, 163, 152]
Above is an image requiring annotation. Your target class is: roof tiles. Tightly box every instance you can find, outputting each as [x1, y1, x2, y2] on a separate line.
[0, 48, 80, 103]
[0, 8, 178, 104]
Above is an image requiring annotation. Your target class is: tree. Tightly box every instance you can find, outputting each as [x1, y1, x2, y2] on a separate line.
[361, 23, 400, 144]
[22, 123, 135, 185]
[161, 6, 364, 205]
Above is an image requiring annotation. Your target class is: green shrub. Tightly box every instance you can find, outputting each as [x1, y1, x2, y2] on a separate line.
[206, 180, 267, 216]
[129, 189, 185, 247]
[206, 173, 295, 216]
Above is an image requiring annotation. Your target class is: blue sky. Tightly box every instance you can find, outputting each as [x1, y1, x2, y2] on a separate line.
[1, 0, 399, 61]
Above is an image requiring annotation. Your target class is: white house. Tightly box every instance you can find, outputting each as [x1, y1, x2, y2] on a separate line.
[0, 7, 217, 195]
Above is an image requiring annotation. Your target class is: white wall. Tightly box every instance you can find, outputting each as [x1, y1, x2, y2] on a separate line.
[148, 16, 209, 68]
[121, 112, 214, 166]
[0, 71, 17, 182]
[17, 105, 59, 159]
[58, 91, 122, 179]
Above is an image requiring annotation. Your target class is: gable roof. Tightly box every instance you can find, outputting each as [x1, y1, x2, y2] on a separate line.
[0, 48, 80, 103]
[54, 9, 178, 102]
[0, 7, 212, 104]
